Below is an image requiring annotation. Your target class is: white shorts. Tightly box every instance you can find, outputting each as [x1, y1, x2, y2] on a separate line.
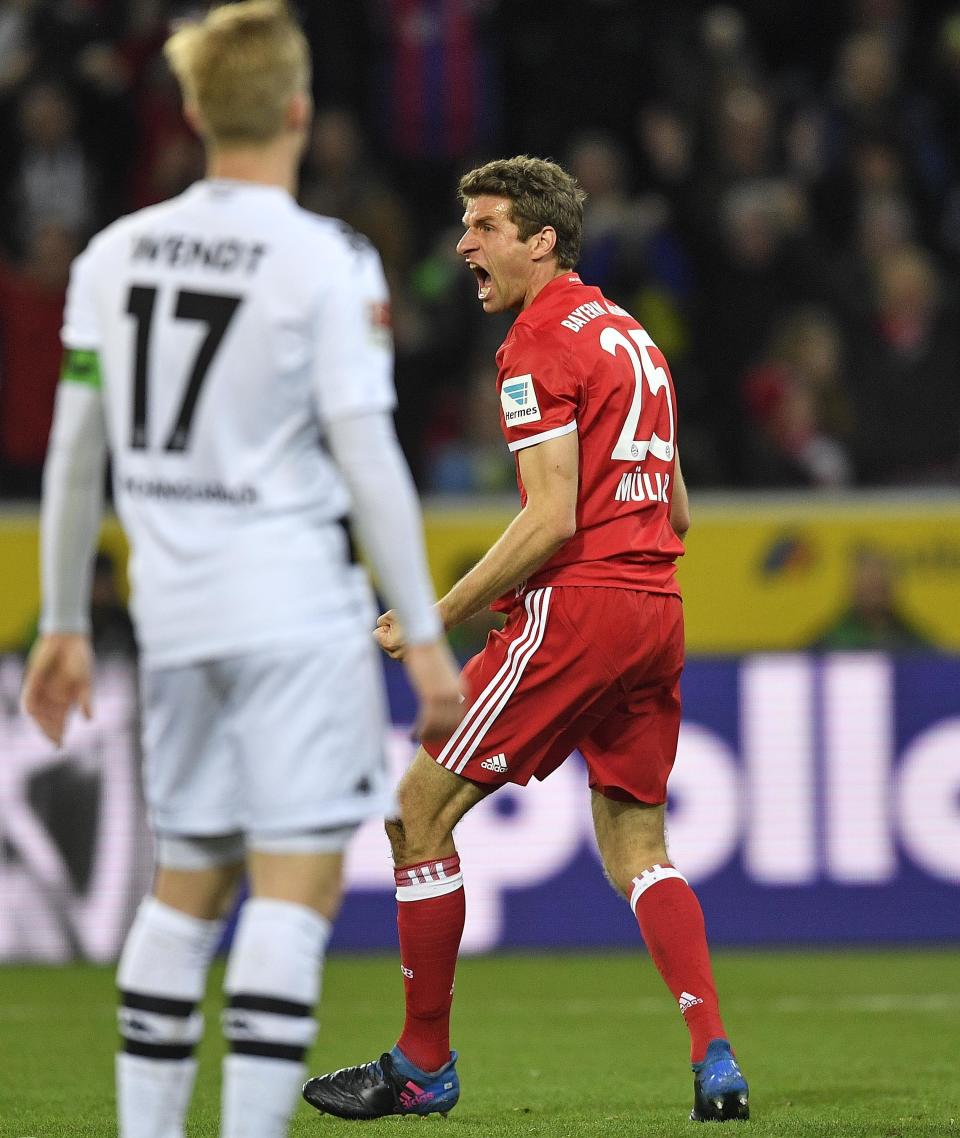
[140, 636, 392, 839]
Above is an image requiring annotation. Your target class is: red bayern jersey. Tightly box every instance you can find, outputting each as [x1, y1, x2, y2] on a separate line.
[494, 272, 684, 601]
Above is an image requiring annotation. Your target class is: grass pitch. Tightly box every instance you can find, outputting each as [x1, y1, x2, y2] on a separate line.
[0, 949, 957, 1137]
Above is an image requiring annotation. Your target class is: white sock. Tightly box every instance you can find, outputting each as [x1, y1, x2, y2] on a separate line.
[116, 897, 224, 1138]
[222, 1054, 311, 1138]
[116, 1055, 198, 1138]
[220, 898, 331, 1138]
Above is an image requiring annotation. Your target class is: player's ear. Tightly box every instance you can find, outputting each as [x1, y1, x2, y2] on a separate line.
[286, 89, 312, 134]
[182, 100, 204, 136]
[530, 225, 558, 263]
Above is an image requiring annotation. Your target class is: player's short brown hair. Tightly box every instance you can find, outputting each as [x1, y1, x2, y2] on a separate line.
[458, 155, 587, 270]
[164, 0, 310, 147]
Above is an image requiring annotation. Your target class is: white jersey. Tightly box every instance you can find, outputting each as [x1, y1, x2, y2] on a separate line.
[62, 179, 396, 665]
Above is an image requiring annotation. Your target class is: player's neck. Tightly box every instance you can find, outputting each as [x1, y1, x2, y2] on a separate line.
[207, 139, 300, 195]
[521, 264, 570, 311]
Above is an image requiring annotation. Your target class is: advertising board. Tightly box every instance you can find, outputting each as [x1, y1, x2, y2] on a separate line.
[2, 653, 956, 960]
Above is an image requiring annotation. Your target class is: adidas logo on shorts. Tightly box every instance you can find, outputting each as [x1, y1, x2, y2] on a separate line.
[480, 753, 508, 774]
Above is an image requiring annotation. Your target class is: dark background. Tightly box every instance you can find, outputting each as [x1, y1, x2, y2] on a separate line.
[2, 0, 960, 497]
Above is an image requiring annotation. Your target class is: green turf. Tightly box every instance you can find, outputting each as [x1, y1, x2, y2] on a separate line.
[0, 949, 957, 1137]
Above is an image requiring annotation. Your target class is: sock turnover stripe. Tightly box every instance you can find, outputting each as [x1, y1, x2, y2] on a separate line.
[120, 989, 195, 1017]
[229, 1040, 306, 1062]
[226, 992, 311, 1017]
[123, 1040, 195, 1061]
[629, 864, 689, 910]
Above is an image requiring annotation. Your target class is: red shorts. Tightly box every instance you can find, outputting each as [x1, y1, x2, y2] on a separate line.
[423, 585, 684, 804]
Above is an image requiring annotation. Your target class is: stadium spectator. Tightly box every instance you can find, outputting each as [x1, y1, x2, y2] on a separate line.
[694, 178, 825, 481]
[0, 0, 36, 98]
[369, 0, 501, 254]
[634, 102, 700, 254]
[126, 51, 206, 210]
[2, 4, 960, 491]
[741, 306, 854, 488]
[425, 357, 514, 494]
[847, 243, 960, 484]
[303, 155, 749, 1124]
[20, 6, 463, 1138]
[299, 105, 414, 283]
[565, 131, 653, 299]
[822, 28, 947, 208]
[0, 79, 97, 258]
[0, 222, 77, 497]
[811, 545, 934, 650]
[396, 222, 510, 484]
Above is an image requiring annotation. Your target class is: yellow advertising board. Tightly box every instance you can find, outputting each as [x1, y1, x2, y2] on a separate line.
[3, 494, 959, 653]
[423, 493, 960, 652]
[675, 493, 960, 651]
[0, 510, 129, 652]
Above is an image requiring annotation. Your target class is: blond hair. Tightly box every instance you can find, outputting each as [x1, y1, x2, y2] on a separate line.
[164, 1, 310, 147]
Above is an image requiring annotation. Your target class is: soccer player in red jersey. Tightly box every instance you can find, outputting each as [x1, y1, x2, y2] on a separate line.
[303, 156, 750, 1124]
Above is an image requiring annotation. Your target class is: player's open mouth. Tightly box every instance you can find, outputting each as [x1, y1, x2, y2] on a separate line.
[468, 261, 492, 301]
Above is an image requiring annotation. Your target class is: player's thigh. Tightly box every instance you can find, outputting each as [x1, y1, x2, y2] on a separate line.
[388, 747, 491, 863]
[591, 792, 667, 896]
[226, 636, 391, 835]
[247, 849, 346, 919]
[140, 661, 243, 834]
[153, 861, 245, 920]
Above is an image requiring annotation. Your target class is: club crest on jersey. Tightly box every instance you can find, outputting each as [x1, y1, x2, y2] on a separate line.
[500, 375, 541, 424]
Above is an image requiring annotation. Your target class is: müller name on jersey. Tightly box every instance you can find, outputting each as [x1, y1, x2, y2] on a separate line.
[131, 233, 268, 274]
[614, 468, 672, 504]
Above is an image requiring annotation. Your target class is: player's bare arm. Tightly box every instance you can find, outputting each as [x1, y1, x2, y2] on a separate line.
[376, 430, 579, 660]
[670, 452, 690, 539]
[437, 428, 579, 628]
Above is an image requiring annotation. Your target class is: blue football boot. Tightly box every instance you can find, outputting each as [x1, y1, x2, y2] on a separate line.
[690, 1038, 750, 1122]
[303, 1046, 460, 1120]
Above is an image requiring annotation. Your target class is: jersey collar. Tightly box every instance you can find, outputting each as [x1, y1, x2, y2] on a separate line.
[519, 271, 584, 321]
[193, 178, 295, 204]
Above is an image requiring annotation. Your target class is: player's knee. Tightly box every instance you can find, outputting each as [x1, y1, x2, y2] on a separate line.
[156, 832, 246, 870]
[385, 815, 407, 861]
[384, 811, 454, 865]
[247, 827, 354, 917]
[154, 833, 246, 918]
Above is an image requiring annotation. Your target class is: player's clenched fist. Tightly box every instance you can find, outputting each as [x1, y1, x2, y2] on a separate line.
[374, 609, 406, 660]
[376, 609, 465, 741]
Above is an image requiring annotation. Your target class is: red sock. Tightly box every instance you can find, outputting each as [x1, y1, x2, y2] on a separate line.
[394, 855, 465, 1073]
[630, 864, 727, 1064]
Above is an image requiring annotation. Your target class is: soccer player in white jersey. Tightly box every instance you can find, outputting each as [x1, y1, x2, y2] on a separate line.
[20, 4, 464, 1138]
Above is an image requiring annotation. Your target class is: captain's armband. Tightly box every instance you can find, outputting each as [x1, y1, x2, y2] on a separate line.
[60, 349, 102, 389]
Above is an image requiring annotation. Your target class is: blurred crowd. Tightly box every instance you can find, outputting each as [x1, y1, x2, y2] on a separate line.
[1, 0, 960, 498]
